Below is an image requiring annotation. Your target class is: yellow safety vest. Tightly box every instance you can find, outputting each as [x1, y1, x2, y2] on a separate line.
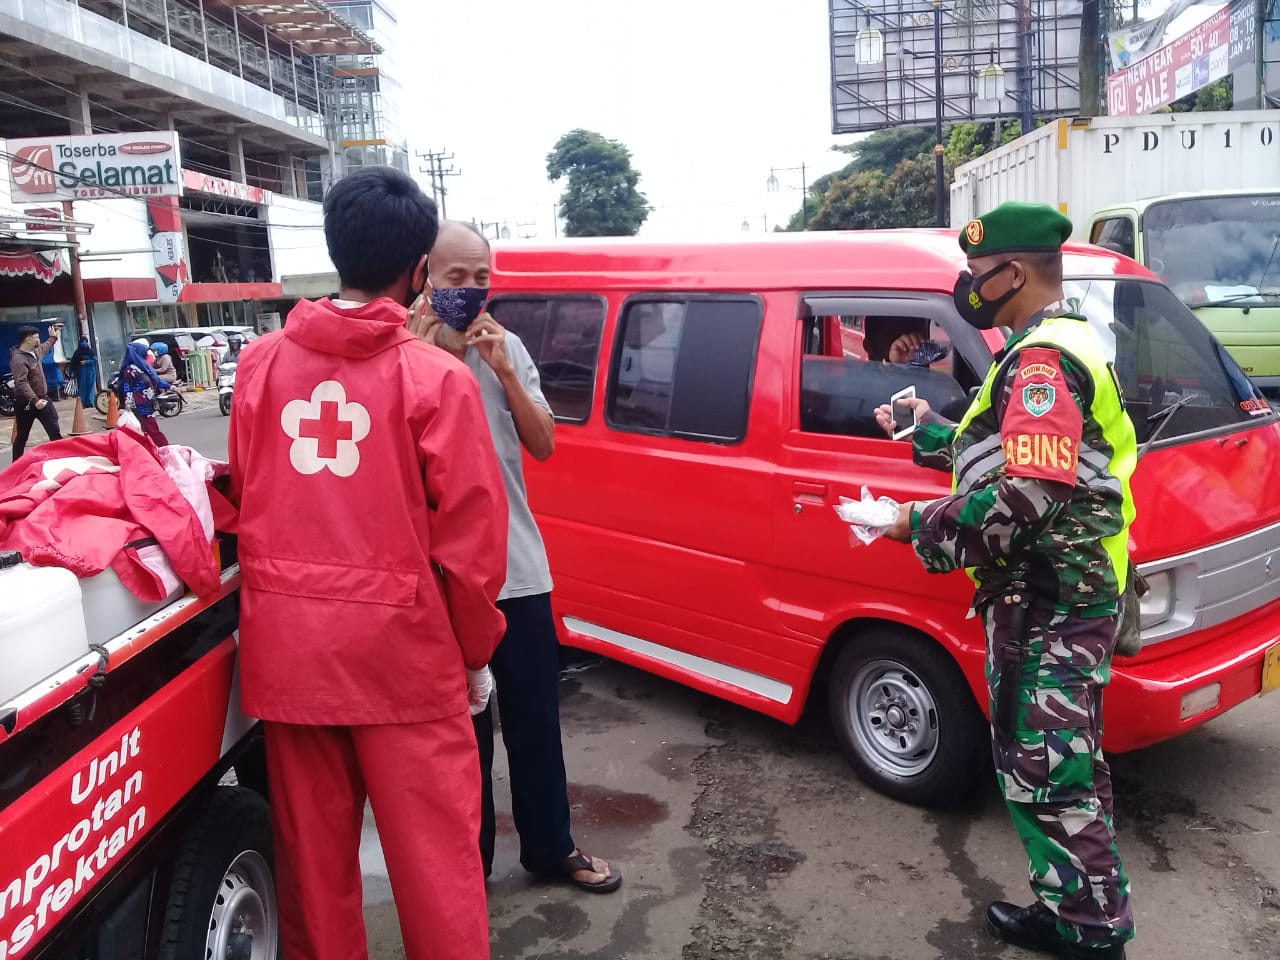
[952, 315, 1137, 593]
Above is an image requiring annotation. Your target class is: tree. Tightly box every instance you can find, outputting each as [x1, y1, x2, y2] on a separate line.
[1080, 0, 1103, 116]
[1167, 76, 1233, 112]
[546, 129, 649, 237]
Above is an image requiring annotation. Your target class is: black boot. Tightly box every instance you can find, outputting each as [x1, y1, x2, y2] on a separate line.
[986, 901, 1127, 959]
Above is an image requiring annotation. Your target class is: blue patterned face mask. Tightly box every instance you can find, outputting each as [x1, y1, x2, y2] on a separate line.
[430, 287, 489, 331]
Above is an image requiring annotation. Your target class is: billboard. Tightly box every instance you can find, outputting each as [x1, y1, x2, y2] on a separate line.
[1106, 6, 1230, 115]
[6, 132, 182, 203]
[829, 0, 1083, 135]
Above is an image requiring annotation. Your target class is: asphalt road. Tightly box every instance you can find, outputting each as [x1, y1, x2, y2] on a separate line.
[162, 411, 1280, 960]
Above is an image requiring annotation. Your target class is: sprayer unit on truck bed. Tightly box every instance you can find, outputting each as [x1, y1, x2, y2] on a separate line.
[950, 110, 1280, 394]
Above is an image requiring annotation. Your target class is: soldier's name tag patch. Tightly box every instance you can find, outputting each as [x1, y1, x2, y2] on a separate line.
[1023, 382, 1056, 417]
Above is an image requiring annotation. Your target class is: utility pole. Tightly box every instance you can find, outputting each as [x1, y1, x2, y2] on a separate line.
[415, 148, 460, 219]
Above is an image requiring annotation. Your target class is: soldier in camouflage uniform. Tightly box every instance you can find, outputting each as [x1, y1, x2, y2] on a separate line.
[878, 202, 1137, 960]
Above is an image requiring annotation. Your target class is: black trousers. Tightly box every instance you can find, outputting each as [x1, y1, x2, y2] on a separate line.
[12, 400, 62, 461]
[474, 592, 574, 876]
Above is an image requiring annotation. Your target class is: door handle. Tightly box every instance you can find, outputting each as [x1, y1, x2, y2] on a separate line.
[792, 481, 828, 501]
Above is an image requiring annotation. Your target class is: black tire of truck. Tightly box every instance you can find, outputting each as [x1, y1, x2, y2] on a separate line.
[220, 393, 232, 416]
[158, 787, 279, 960]
[828, 628, 989, 808]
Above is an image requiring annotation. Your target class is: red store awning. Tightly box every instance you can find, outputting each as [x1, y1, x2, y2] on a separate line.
[0, 246, 67, 284]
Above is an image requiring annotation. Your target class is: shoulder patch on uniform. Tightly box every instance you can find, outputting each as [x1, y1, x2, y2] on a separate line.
[1022, 382, 1056, 417]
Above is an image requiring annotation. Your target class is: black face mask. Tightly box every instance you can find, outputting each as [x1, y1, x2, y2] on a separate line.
[953, 262, 1018, 330]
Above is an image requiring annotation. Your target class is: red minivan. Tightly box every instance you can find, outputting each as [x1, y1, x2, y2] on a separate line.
[488, 231, 1280, 807]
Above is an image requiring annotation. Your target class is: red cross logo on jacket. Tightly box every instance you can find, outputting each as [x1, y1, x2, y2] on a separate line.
[280, 381, 371, 477]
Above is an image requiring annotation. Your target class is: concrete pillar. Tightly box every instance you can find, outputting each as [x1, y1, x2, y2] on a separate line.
[229, 134, 247, 183]
[67, 88, 92, 135]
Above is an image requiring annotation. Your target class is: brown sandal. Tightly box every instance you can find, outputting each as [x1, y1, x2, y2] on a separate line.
[559, 851, 623, 893]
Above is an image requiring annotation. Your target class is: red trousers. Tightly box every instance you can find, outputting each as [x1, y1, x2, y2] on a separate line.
[264, 715, 488, 960]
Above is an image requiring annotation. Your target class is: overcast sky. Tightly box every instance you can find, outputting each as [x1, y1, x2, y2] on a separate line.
[396, 0, 861, 240]
[394, 0, 1211, 241]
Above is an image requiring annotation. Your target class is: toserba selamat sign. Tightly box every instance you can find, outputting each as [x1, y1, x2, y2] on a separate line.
[1106, 7, 1230, 117]
[5, 132, 182, 202]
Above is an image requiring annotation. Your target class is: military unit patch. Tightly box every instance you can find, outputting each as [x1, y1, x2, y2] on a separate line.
[965, 219, 984, 246]
[1023, 383, 1056, 417]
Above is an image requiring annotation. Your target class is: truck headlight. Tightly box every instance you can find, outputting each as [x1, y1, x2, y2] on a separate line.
[1138, 570, 1175, 630]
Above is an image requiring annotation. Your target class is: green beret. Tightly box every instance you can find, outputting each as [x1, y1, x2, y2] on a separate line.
[959, 201, 1074, 257]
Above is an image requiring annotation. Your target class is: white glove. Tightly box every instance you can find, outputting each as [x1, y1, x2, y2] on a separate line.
[466, 666, 494, 716]
[835, 485, 902, 546]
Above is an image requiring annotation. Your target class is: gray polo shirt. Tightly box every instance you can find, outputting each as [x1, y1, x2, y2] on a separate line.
[464, 331, 555, 601]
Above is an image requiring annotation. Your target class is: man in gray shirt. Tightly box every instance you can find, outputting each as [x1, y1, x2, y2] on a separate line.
[410, 221, 621, 893]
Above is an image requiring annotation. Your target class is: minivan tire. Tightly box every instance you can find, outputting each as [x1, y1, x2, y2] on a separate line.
[158, 787, 279, 960]
[828, 629, 988, 807]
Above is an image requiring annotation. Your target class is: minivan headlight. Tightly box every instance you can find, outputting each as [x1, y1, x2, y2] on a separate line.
[1139, 570, 1175, 630]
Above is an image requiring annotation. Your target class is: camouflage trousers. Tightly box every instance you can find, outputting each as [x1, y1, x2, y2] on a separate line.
[984, 599, 1135, 948]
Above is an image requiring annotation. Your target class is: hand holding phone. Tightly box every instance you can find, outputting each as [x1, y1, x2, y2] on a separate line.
[890, 385, 918, 440]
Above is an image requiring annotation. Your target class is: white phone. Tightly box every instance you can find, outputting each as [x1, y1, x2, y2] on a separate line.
[890, 385, 918, 440]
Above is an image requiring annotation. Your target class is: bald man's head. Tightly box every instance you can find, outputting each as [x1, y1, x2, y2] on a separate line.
[429, 221, 492, 291]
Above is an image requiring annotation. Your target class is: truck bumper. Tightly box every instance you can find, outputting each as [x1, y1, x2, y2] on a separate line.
[1105, 604, 1280, 753]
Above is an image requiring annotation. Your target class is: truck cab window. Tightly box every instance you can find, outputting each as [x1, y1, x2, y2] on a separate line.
[608, 296, 763, 443]
[488, 296, 606, 423]
[1091, 217, 1136, 259]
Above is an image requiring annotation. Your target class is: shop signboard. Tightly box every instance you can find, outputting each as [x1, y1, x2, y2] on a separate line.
[6, 132, 182, 203]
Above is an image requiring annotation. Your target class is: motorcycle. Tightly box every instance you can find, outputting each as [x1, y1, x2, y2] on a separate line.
[217, 358, 236, 417]
[92, 373, 182, 419]
[1, 373, 14, 418]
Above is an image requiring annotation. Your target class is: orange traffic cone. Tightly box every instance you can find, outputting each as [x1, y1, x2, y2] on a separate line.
[70, 397, 90, 436]
[105, 389, 120, 429]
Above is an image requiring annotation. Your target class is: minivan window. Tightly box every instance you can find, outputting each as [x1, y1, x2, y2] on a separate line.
[1066, 278, 1274, 445]
[608, 296, 762, 443]
[488, 296, 605, 423]
[801, 316, 970, 440]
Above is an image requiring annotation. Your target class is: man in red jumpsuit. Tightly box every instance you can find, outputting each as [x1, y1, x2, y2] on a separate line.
[228, 166, 509, 960]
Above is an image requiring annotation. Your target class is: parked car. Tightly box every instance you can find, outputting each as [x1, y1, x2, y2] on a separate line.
[487, 232, 1280, 808]
[130, 327, 258, 365]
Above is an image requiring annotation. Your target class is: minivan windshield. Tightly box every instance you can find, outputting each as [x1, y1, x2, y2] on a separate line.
[1064, 278, 1274, 446]
[1144, 195, 1280, 307]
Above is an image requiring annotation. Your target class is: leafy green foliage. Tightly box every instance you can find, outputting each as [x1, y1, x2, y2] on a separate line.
[1165, 76, 1234, 112]
[800, 121, 1029, 230]
[546, 129, 650, 237]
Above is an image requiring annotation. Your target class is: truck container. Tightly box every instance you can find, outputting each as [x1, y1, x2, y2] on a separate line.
[951, 111, 1280, 393]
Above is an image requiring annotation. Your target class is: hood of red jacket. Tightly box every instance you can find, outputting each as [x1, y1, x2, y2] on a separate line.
[284, 297, 416, 358]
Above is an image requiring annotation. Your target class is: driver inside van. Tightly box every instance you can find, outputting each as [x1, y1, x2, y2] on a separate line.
[862, 316, 950, 367]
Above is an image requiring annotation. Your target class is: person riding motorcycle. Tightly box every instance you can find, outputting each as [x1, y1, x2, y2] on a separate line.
[152, 342, 178, 382]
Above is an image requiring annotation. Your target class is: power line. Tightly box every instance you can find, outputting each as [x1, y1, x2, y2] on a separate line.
[415, 147, 459, 219]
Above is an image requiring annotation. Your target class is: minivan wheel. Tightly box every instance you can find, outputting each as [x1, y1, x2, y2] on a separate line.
[828, 629, 987, 807]
[159, 787, 279, 960]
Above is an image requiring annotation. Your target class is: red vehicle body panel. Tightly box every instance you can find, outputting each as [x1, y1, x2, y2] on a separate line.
[490, 230, 1280, 753]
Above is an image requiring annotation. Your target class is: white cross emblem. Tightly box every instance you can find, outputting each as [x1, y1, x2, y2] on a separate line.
[280, 381, 370, 477]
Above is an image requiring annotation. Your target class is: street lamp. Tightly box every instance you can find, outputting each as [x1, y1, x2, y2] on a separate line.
[767, 164, 808, 229]
[854, 14, 884, 66]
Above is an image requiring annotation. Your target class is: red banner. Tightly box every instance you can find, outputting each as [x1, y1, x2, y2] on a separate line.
[1107, 7, 1231, 116]
[0, 642, 237, 960]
